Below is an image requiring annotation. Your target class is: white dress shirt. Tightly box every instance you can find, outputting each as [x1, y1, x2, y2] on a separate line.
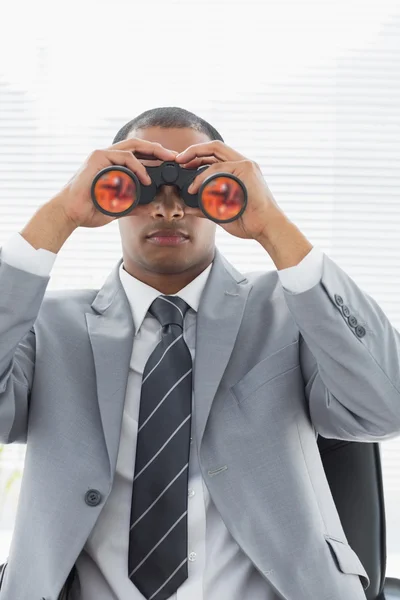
[1, 232, 324, 599]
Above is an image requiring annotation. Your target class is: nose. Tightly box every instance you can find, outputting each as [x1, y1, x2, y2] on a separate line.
[150, 185, 185, 220]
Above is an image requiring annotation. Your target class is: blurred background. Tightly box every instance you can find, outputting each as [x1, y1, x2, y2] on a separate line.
[0, 0, 399, 578]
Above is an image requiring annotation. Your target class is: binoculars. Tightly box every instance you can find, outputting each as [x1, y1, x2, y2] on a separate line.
[91, 157, 248, 223]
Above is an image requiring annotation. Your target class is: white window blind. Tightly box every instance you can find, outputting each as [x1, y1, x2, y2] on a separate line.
[0, 0, 399, 577]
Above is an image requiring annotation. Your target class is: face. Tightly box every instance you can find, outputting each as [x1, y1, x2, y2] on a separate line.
[118, 126, 217, 292]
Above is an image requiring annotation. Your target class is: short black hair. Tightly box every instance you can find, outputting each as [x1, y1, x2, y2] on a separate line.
[112, 106, 224, 145]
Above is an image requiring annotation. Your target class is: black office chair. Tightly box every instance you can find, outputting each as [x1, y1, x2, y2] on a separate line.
[318, 436, 400, 599]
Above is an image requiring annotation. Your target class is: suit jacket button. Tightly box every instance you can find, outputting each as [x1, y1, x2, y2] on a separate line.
[355, 325, 366, 338]
[342, 305, 350, 317]
[85, 489, 102, 506]
[334, 294, 344, 306]
[348, 315, 358, 327]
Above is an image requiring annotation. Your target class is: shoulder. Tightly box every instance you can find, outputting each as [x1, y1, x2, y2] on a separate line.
[35, 288, 99, 332]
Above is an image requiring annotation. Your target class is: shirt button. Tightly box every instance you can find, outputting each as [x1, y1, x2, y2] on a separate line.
[188, 488, 195, 498]
[188, 552, 197, 562]
[190, 437, 193, 444]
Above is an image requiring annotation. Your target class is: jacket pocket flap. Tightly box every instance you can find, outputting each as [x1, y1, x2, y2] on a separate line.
[324, 535, 370, 590]
[230, 340, 299, 402]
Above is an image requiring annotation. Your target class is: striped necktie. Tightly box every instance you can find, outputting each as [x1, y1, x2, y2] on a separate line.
[128, 295, 193, 600]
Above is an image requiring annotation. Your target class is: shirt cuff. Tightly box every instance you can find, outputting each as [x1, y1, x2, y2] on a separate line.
[1, 232, 57, 277]
[277, 246, 324, 294]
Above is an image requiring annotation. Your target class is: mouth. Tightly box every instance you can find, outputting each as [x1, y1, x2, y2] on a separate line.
[146, 231, 190, 246]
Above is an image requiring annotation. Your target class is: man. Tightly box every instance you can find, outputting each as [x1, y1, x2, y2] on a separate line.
[0, 106, 399, 600]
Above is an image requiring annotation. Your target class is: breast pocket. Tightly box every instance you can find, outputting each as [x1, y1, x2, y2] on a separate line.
[230, 340, 300, 404]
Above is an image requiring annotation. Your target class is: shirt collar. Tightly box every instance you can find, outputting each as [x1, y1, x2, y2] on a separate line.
[119, 261, 213, 334]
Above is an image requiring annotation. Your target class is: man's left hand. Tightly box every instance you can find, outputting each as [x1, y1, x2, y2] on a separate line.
[174, 140, 287, 240]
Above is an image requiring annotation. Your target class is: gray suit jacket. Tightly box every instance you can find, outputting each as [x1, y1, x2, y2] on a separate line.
[0, 245, 399, 600]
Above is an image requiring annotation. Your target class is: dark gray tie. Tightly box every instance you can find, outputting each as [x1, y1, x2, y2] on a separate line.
[128, 295, 192, 600]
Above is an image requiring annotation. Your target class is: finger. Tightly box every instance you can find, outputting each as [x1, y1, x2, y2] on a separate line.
[188, 161, 236, 194]
[102, 149, 153, 185]
[135, 151, 178, 161]
[175, 140, 246, 164]
[108, 137, 178, 161]
[180, 156, 220, 169]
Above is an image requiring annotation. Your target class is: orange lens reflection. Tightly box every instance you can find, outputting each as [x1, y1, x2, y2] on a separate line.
[200, 176, 245, 221]
[93, 170, 137, 214]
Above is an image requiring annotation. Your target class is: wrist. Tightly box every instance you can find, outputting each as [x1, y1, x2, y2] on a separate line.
[47, 194, 79, 232]
[20, 197, 78, 253]
[254, 209, 291, 247]
[255, 211, 314, 270]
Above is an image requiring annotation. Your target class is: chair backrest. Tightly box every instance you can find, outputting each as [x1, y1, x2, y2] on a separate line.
[318, 436, 387, 600]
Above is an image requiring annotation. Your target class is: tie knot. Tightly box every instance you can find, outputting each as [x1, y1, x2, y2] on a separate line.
[149, 295, 190, 329]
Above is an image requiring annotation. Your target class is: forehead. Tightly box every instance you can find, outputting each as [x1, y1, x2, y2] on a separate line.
[128, 126, 211, 166]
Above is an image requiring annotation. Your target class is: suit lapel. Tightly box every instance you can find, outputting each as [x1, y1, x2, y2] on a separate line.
[86, 249, 252, 478]
[86, 259, 135, 479]
[193, 249, 252, 449]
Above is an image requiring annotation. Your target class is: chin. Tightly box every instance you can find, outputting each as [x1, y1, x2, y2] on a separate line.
[142, 252, 189, 271]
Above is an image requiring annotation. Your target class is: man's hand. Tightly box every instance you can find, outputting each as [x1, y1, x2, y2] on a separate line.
[174, 140, 286, 241]
[175, 140, 313, 269]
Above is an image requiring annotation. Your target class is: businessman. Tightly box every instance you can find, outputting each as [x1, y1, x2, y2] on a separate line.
[0, 106, 399, 600]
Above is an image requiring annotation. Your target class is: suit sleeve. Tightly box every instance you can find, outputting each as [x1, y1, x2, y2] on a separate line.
[0, 233, 55, 443]
[282, 252, 400, 441]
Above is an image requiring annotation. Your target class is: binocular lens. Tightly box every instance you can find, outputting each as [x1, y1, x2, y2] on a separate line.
[200, 176, 246, 222]
[93, 170, 137, 214]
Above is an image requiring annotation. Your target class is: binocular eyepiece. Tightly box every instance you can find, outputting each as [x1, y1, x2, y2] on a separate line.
[91, 160, 247, 223]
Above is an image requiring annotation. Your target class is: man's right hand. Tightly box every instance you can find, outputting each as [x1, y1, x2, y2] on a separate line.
[53, 138, 179, 229]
